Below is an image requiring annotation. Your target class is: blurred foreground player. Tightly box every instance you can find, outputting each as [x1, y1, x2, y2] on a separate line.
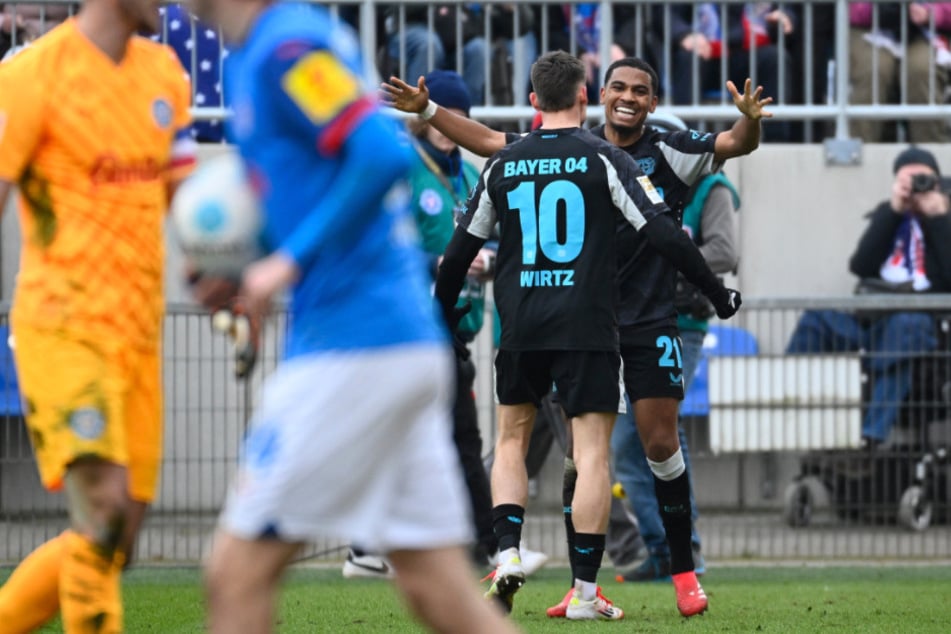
[0, 0, 195, 630]
[187, 0, 521, 632]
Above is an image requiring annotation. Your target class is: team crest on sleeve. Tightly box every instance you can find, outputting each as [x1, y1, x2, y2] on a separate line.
[282, 51, 359, 123]
[152, 98, 174, 129]
[636, 175, 664, 205]
[419, 188, 443, 216]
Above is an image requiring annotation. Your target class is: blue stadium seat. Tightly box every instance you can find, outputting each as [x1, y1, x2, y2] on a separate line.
[0, 325, 22, 418]
[681, 325, 759, 417]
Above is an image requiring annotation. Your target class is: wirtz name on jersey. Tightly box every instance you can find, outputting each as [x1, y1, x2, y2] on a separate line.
[520, 269, 574, 287]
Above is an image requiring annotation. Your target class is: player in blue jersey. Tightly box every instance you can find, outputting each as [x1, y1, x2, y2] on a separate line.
[187, 2, 521, 632]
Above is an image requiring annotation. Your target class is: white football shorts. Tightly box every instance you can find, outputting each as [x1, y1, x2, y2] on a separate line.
[219, 343, 473, 553]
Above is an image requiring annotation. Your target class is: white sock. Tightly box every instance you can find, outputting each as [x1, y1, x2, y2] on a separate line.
[575, 579, 597, 601]
[647, 447, 686, 481]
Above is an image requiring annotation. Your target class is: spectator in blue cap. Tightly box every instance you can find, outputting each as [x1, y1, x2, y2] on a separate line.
[425, 69, 473, 116]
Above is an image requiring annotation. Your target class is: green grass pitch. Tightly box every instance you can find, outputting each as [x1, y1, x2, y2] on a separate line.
[4, 564, 951, 632]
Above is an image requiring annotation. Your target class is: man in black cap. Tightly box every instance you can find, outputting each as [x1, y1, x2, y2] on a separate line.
[787, 146, 951, 447]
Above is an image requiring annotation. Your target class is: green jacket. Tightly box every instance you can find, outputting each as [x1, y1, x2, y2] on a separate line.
[677, 172, 740, 333]
[408, 146, 485, 337]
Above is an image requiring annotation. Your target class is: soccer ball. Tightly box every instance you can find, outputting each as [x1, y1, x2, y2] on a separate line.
[170, 152, 262, 277]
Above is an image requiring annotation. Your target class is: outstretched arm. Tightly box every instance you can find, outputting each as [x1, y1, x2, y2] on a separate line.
[381, 75, 509, 157]
[713, 78, 773, 162]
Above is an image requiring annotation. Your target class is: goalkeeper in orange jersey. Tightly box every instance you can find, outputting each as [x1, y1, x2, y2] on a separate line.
[0, 0, 195, 630]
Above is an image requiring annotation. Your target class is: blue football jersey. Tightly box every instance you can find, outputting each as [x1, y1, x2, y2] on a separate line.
[224, 3, 445, 357]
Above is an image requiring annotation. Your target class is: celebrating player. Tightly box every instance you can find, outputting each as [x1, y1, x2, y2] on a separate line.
[0, 0, 195, 630]
[434, 50, 740, 620]
[385, 55, 767, 618]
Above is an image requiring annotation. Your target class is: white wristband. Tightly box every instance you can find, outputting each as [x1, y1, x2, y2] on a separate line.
[420, 100, 439, 121]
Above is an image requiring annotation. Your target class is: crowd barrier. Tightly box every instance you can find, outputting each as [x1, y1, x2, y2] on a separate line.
[1, 296, 950, 563]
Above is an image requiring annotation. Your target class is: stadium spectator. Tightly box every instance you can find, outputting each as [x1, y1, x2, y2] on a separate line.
[782, 3, 837, 141]
[848, 2, 951, 143]
[652, 2, 795, 141]
[403, 69, 498, 567]
[382, 3, 489, 105]
[187, 2, 520, 633]
[154, 4, 226, 143]
[545, 3, 630, 100]
[0, 0, 195, 630]
[478, 4, 538, 106]
[786, 146, 951, 448]
[0, 2, 73, 58]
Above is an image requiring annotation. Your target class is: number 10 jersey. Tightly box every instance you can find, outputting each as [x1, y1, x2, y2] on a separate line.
[457, 127, 669, 352]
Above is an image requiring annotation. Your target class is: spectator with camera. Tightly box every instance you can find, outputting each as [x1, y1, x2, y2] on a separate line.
[786, 147, 951, 448]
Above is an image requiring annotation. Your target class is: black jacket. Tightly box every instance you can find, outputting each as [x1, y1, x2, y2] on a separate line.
[849, 202, 951, 292]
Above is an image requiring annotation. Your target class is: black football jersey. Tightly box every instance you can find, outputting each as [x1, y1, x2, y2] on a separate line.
[458, 127, 669, 351]
[589, 125, 719, 331]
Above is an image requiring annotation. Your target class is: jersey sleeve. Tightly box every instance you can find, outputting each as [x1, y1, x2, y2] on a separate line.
[456, 158, 500, 240]
[266, 38, 376, 157]
[600, 144, 671, 230]
[656, 129, 719, 186]
[0, 58, 46, 183]
[504, 131, 526, 146]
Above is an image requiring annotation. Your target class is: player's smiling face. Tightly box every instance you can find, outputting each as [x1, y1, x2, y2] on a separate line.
[601, 66, 657, 136]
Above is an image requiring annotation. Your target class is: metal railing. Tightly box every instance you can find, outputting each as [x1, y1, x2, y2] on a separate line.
[4, 0, 951, 143]
[1, 296, 950, 564]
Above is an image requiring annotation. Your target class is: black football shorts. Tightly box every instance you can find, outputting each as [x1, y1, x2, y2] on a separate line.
[495, 349, 621, 418]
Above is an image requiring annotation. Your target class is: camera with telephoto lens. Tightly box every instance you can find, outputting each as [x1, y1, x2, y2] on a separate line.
[911, 173, 938, 194]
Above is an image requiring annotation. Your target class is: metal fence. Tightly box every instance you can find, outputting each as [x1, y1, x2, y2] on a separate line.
[3, 0, 951, 566]
[2, 296, 951, 565]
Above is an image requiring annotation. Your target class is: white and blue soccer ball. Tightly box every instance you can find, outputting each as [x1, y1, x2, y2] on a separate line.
[170, 151, 262, 277]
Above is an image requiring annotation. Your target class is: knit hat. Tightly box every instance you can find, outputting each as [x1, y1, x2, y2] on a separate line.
[425, 70, 471, 117]
[893, 146, 940, 176]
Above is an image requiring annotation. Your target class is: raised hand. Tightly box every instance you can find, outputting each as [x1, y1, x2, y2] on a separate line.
[380, 75, 430, 115]
[726, 78, 773, 121]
